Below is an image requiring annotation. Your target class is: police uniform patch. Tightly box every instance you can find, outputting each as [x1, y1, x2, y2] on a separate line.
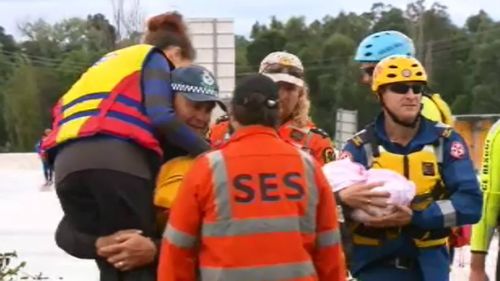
[201, 70, 215, 86]
[323, 147, 335, 163]
[422, 162, 436, 176]
[290, 129, 306, 142]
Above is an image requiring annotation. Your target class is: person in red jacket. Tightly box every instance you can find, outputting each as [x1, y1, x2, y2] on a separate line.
[158, 74, 346, 281]
[209, 51, 335, 165]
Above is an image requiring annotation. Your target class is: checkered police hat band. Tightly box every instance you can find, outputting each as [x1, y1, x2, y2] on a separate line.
[171, 83, 218, 97]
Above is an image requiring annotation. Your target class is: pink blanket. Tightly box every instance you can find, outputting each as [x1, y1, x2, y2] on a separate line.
[322, 159, 416, 221]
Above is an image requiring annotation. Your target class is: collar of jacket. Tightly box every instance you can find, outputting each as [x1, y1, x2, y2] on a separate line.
[280, 119, 315, 130]
[229, 125, 279, 142]
[373, 113, 444, 151]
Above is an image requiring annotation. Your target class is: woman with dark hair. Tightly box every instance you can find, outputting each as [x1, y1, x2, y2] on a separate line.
[43, 11, 218, 281]
[158, 74, 345, 281]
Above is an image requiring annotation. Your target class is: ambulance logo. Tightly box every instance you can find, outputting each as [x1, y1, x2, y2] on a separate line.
[450, 141, 466, 159]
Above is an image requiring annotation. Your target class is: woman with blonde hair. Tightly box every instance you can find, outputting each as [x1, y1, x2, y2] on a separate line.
[210, 51, 336, 165]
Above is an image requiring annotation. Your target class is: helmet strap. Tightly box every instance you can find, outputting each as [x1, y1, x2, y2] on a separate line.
[380, 95, 421, 129]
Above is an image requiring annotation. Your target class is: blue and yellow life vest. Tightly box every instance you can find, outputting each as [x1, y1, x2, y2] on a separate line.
[421, 93, 453, 126]
[42, 44, 164, 158]
[350, 123, 453, 248]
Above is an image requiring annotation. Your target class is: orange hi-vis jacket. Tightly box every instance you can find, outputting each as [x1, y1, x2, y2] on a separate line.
[208, 121, 230, 148]
[209, 119, 336, 165]
[158, 125, 345, 281]
[279, 120, 335, 165]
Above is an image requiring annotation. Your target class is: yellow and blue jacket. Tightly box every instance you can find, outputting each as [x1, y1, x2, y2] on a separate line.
[341, 114, 482, 280]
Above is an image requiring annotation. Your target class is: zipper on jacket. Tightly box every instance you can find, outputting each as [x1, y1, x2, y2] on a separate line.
[403, 155, 409, 179]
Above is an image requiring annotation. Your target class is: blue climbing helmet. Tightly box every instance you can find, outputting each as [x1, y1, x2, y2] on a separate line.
[354, 30, 416, 63]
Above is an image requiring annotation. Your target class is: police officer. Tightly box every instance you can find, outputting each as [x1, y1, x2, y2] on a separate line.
[339, 55, 482, 281]
[210, 51, 335, 165]
[158, 74, 345, 281]
[470, 119, 500, 281]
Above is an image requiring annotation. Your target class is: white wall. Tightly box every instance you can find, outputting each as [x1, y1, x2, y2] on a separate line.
[187, 18, 235, 122]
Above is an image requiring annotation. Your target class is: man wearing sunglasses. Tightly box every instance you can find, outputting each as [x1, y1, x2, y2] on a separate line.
[337, 55, 482, 281]
[356, 30, 471, 267]
[209, 51, 336, 165]
[355, 30, 453, 126]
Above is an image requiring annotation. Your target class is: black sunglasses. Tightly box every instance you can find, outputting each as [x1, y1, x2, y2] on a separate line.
[388, 83, 424, 94]
[263, 64, 304, 79]
[361, 66, 375, 76]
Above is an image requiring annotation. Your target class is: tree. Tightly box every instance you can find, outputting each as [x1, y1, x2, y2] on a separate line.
[235, 35, 252, 75]
[237, 0, 494, 133]
[110, 0, 145, 44]
[465, 10, 492, 33]
[467, 23, 500, 113]
[0, 26, 17, 53]
[15, 16, 117, 133]
[0, 27, 17, 149]
[246, 30, 287, 69]
[2, 0, 500, 150]
[371, 6, 410, 34]
[2, 55, 43, 151]
[87, 13, 117, 50]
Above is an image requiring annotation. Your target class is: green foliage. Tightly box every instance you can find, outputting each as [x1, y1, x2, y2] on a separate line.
[0, 13, 118, 151]
[2, 55, 43, 151]
[0, 251, 50, 280]
[0, 1, 500, 150]
[0, 252, 26, 280]
[237, 1, 500, 134]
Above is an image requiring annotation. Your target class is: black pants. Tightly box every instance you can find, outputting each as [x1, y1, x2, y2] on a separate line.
[42, 161, 53, 182]
[56, 169, 157, 281]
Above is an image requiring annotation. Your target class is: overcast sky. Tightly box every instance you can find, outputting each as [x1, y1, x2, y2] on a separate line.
[0, 0, 499, 38]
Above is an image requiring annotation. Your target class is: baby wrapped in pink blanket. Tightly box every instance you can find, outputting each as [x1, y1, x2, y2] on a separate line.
[322, 159, 416, 222]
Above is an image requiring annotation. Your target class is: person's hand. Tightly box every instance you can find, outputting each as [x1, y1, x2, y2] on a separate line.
[469, 270, 488, 281]
[338, 182, 389, 213]
[95, 229, 142, 251]
[364, 205, 413, 228]
[97, 232, 157, 271]
[470, 253, 488, 281]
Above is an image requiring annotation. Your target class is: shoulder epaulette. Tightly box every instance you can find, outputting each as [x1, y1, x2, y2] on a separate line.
[435, 122, 453, 138]
[215, 115, 229, 124]
[349, 129, 370, 147]
[348, 122, 379, 148]
[309, 127, 330, 139]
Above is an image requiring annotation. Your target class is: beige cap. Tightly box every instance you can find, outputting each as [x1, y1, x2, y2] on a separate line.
[259, 51, 305, 87]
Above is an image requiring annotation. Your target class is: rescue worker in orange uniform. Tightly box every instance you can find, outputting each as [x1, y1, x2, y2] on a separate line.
[209, 51, 336, 165]
[158, 74, 346, 281]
